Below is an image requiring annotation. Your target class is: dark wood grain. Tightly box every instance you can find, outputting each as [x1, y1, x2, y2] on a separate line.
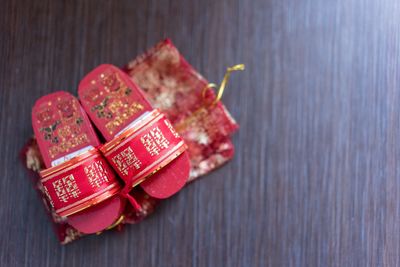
[1, 0, 400, 266]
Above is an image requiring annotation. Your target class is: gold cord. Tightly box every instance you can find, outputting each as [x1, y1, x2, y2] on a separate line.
[175, 64, 245, 131]
[201, 64, 245, 106]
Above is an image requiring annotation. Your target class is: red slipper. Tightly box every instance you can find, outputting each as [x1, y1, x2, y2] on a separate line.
[78, 64, 190, 200]
[32, 91, 124, 234]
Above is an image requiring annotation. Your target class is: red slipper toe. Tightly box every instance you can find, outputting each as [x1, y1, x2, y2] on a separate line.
[140, 152, 190, 199]
[67, 195, 124, 234]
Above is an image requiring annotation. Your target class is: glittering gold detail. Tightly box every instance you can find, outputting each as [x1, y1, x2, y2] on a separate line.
[105, 102, 144, 134]
[175, 64, 245, 131]
[112, 147, 142, 175]
[58, 125, 72, 139]
[48, 134, 89, 158]
[141, 127, 170, 156]
[52, 174, 81, 203]
[202, 64, 245, 106]
[84, 160, 110, 188]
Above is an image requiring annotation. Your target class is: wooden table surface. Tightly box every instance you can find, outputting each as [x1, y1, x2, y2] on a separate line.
[1, 0, 400, 266]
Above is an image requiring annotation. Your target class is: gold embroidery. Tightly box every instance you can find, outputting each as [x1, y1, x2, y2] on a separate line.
[141, 127, 169, 156]
[112, 147, 142, 175]
[84, 160, 110, 188]
[52, 174, 81, 203]
[49, 134, 89, 158]
[57, 125, 71, 140]
[105, 102, 144, 134]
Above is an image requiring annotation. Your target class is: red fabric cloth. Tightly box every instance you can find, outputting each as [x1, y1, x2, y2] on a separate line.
[125, 39, 238, 180]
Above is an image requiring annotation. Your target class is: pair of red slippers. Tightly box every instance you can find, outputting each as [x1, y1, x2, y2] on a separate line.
[32, 64, 190, 234]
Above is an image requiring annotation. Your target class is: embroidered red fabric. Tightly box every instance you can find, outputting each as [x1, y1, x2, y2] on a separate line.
[125, 39, 238, 180]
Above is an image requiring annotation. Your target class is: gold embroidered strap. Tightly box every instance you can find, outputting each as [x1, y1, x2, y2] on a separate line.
[39, 149, 121, 217]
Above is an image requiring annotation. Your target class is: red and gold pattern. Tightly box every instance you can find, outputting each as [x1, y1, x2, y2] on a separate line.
[79, 65, 153, 141]
[40, 149, 121, 217]
[32, 92, 99, 167]
[100, 109, 186, 189]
